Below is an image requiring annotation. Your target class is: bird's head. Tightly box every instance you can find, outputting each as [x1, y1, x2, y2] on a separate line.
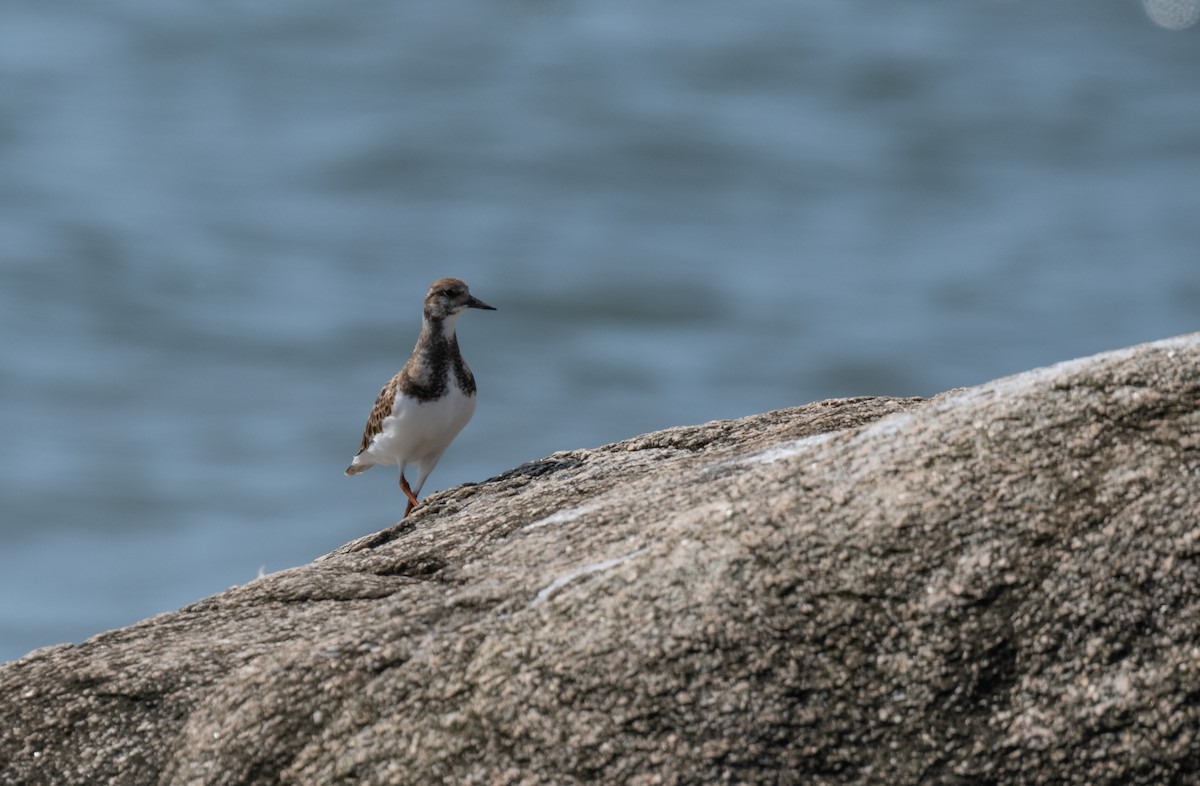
[424, 277, 496, 320]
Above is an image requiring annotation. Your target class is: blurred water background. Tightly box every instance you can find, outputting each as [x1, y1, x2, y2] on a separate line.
[1, 0, 1198, 663]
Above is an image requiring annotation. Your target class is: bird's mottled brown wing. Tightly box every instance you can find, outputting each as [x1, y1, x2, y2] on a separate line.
[355, 374, 401, 455]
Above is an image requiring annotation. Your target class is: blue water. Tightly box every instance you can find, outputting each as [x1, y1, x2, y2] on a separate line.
[2, 0, 1198, 663]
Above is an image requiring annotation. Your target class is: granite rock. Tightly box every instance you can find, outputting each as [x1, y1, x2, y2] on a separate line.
[3, 335, 1199, 785]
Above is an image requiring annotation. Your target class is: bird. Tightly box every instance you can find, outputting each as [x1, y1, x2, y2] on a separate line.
[345, 277, 496, 518]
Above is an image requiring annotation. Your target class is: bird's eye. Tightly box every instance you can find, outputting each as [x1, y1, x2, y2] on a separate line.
[442, 289, 458, 298]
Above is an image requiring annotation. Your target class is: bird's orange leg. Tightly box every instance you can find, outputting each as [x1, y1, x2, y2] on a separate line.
[400, 473, 419, 518]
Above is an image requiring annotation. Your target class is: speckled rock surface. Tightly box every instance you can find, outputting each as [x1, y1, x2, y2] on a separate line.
[3, 334, 1200, 786]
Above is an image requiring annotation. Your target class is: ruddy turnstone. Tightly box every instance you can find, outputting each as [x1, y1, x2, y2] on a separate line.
[345, 277, 496, 517]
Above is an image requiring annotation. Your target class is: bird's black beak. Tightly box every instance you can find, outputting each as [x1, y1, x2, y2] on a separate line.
[466, 295, 497, 311]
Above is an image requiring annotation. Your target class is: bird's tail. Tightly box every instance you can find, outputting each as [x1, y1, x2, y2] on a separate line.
[344, 457, 374, 476]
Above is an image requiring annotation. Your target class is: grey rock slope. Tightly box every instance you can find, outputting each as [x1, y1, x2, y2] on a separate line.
[3, 335, 1200, 786]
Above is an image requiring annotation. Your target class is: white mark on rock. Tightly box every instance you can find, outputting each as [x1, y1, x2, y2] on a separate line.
[529, 549, 647, 608]
[857, 334, 1200, 445]
[523, 501, 604, 531]
[737, 432, 836, 466]
[939, 334, 1200, 412]
[707, 432, 836, 474]
[855, 411, 917, 442]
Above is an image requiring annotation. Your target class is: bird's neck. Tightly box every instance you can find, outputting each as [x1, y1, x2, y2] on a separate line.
[417, 311, 461, 349]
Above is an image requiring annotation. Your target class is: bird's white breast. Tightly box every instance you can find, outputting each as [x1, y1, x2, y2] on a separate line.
[367, 380, 476, 468]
